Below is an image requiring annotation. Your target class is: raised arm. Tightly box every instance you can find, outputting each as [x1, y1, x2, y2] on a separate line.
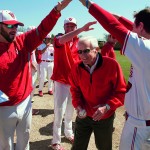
[59, 21, 97, 44]
[113, 14, 133, 30]
[24, 0, 72, 51]
[37, 0, 72, 40]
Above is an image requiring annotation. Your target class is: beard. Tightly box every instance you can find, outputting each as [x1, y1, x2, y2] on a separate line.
[0, 26, 15, 42]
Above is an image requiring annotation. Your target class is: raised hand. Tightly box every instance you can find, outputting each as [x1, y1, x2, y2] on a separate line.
[80, 21, 97, 32]
[56, 0, 72, 11]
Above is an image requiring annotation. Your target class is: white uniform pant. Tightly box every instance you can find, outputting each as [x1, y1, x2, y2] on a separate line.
[36, 64, 40, 85]
[39, 61, 53, 92]
[52, 81, 74, 144]
[0, 95, 32, 150]
[119, 116, 150, 150]
[30, 68, 37, 100]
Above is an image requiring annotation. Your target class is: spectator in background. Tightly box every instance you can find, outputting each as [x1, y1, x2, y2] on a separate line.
[37, 34, 54, 96]
[69, 36, 126, 150]
[101, 34, 117, 59]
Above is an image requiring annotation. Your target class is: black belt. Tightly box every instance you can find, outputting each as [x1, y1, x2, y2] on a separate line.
[125, 112, 150, 126]
[42, 60, 53, 62]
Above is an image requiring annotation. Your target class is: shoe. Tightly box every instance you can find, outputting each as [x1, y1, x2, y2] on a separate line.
[32, 109, 40, 115]
[38, 91, 43, 97]
[48, 91, 53, 95]
[65, 136, 74, 144]
[51, 144, 64, 150]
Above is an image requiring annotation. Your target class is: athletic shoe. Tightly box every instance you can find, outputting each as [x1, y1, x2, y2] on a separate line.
[51, 144, 64, 150]
[38, 91, 43, 97]
[48, 91, 53, 95]
[65, 136, 74, 144]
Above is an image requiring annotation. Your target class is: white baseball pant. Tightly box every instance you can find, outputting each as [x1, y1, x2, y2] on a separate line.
[52, 81, 74, 144]
[119, 116, 150, 150]
[39, 61, 54, 92]
[30, 68, 37, 100]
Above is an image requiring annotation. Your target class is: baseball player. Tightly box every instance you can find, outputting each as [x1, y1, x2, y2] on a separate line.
[79, 0, 150, 149]
[37, 34, 54, 96]
[51, 17, 96, 149]
[0, 0, 72, 149]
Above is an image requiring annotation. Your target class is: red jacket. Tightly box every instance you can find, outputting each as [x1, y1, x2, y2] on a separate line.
[0, 8, 61, 106]
[70, 53, 126, 119]
[51, 34, 79, 84]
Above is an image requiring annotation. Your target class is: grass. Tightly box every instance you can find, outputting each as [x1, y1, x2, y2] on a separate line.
[115, 50, 131, 82]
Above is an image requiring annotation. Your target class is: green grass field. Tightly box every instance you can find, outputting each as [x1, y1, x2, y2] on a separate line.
[115, 51, 131, 82]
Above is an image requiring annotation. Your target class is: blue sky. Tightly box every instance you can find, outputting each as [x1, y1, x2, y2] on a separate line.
[1, 0, 150, 40]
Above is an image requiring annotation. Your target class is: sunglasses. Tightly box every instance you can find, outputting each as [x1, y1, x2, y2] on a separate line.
[77, 49, 90, 54]
[3, 24, 18, 29]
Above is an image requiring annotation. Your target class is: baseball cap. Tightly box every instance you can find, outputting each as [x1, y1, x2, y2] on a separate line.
[0, 10, 24, 26]
[64, 17, 77, 25]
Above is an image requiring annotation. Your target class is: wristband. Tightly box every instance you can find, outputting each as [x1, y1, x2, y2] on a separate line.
[86, 0, 89, 8]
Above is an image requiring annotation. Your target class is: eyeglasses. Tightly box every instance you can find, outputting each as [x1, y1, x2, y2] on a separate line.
[3, 24, 18, 29]
[77, 49, 90, 54]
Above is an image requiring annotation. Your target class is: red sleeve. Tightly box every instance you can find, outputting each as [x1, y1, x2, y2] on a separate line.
[89, 3, 128, 45]
[22, 8, 61, 52]
[107, 63, 126, 110]
[69, 64, 85, 108]
[119, 16, 133, 31]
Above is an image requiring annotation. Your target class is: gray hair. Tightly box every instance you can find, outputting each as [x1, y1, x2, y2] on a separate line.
[78, 36, 98, 49]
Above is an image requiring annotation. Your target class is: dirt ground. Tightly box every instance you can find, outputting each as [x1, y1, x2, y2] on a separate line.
[30, 84, 125, 150]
